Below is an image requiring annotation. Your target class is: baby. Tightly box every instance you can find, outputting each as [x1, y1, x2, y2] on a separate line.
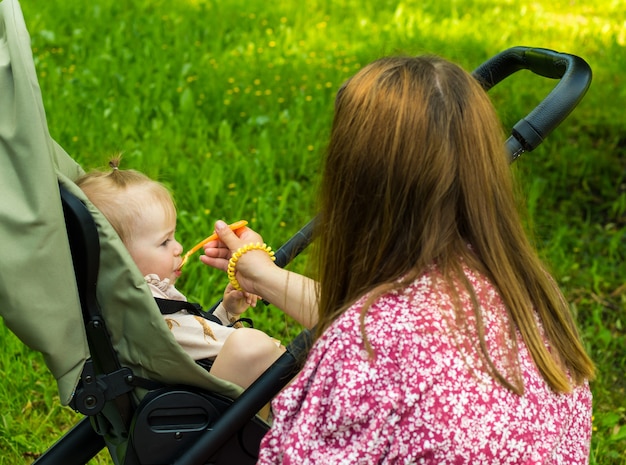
[76, 157, 284, 390]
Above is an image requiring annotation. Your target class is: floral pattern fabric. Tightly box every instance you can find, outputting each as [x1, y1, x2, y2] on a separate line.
[258, 268, 592, 464]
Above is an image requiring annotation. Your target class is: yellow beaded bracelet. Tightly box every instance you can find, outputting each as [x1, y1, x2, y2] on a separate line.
[227, 243, 276, 291]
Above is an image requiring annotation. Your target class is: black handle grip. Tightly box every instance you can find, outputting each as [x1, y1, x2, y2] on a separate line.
[273, 217, 318, 268]
[472, 46, 592, 160]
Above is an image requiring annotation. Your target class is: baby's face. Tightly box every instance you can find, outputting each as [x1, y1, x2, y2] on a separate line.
[125, 204, 183, 283]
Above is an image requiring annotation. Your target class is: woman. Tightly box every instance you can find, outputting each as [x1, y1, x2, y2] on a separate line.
[202, 55, 595, 464]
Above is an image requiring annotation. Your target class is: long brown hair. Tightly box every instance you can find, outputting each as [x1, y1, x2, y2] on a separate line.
[314, 55, 594, 393]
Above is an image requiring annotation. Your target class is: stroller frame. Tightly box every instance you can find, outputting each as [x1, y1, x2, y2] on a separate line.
[0, 2, 591, 461]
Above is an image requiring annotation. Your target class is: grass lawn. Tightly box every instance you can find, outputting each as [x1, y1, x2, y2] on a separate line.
[1, 0, 624, 463]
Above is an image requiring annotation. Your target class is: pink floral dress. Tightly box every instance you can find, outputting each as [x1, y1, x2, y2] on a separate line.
[258, 268, 592, 464]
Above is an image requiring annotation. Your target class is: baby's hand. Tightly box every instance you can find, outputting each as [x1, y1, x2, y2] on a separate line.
[222, 283, 259, 315]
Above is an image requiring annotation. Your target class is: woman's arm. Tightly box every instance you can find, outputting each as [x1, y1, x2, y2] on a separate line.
[200, 220, 318, 329]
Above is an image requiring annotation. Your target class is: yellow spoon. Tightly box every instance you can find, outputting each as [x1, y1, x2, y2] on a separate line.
[178, 220, 248, 270]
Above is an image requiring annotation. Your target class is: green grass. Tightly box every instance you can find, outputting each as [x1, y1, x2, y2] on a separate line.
[1, 0, 625, 463]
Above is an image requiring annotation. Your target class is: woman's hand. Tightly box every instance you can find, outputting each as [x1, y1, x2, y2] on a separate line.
[200, 220, 275, 295]
[202, 220, 318, 328]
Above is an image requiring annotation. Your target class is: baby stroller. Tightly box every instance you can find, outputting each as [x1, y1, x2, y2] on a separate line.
[0, 0, 592, 463]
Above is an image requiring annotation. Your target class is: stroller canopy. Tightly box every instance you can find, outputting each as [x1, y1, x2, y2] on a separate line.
[0, 0, 242, 405]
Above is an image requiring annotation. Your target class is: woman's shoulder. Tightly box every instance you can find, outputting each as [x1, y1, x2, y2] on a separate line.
[335, 268, 503, 363]
[326, 273, 457, 361]
[354, 272, 456, 332]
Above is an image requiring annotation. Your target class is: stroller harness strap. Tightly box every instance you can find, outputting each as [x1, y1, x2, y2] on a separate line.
[154, 298, 253, 373]
[154, 298, 253, 328]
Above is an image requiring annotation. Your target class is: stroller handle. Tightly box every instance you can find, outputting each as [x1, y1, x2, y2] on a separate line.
[472, 46, 592, 161]
[273, 217, 317, 268]
[271, 47, 592, 268]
